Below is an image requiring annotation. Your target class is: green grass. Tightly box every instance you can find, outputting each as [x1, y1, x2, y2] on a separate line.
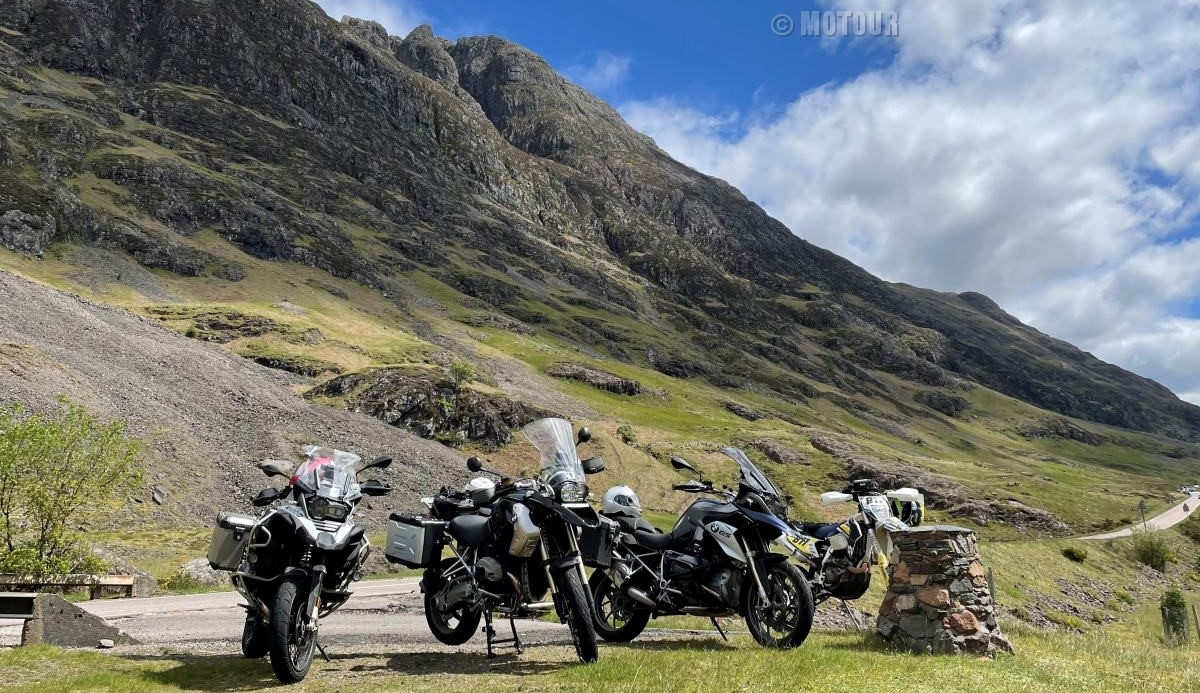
[5, 607, 1200, 693]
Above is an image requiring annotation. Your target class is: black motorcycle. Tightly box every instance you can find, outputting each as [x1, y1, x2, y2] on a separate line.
[207, 446, 392, 684]
[587, 448, 816, 648]
[386, 418, 606, 662]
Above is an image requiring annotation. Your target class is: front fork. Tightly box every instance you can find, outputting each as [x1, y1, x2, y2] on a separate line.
[305, 565, 326, 634]
[541, 527, 591, 620]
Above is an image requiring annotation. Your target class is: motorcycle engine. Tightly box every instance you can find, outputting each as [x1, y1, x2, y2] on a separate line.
[703, 565, 741, 605]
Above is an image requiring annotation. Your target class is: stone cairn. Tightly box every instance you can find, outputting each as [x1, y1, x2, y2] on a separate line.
[877, 525, 1013, 656]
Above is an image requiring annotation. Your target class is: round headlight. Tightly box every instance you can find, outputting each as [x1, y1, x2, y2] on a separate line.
[558, 481, 588, 503]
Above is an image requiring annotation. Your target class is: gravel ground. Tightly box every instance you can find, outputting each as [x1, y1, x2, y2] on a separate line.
[0, 270, 469, 525]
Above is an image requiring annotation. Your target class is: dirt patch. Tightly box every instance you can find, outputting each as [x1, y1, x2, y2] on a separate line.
[0, 270, 466, 525]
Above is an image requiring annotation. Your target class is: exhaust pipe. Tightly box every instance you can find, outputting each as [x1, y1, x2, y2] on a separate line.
[625, 587, 657, 607]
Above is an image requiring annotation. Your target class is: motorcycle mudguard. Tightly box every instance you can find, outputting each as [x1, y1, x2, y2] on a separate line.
[524, 493, 597, 529]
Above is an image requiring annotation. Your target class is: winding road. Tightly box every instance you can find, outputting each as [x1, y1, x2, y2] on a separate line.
[1080, 491, 1200, 540]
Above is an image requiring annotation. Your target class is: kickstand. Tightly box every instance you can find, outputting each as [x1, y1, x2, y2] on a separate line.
[482, 610, 524, 659]
[315, 640, 331, 663]
[840, 600, 865, 632]
[711, 617, 728, 642]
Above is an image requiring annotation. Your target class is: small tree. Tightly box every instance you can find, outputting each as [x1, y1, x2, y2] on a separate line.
[0, 399, 142, 576]
[449, 360, 477, 392]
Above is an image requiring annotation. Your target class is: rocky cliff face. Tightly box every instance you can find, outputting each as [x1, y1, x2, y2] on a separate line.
[1, 0, 1197, 442]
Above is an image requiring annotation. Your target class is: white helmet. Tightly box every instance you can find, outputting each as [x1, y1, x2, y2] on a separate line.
[464, 477, 496, 504]
[602, 485, 642, 518]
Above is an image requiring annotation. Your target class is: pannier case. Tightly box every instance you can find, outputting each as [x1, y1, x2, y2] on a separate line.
[208, 512, 256, 570]
[385, 514, 448, 568]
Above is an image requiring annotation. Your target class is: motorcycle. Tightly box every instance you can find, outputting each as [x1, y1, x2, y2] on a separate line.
[586, 447, 816, 648]
[386, 418, 606, 662]
[796, 478, 924, 605]
[207, 446, 393, 684]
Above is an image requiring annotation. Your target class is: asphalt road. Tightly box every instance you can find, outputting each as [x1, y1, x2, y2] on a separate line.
[0, 576, 687, 652]
[1080, 491, 1200, 540]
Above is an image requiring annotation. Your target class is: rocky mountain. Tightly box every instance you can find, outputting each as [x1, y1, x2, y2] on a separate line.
[1, 0, 1199, 536]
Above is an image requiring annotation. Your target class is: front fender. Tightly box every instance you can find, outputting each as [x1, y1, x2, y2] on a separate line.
[524, 493, 596, 529]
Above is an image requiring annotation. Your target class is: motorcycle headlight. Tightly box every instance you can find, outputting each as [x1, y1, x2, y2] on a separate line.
[310, 497, 350, 521]
[557, 481, 588, 503]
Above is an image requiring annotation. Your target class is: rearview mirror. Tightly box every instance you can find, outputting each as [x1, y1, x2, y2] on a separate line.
[261, 461, 292, 478]
[365, 455, 393, 471]
[252, 487, 281, 506]
[577, 427, 592, 445]
[582, 456, 605, 475]
[360, 479, 391, 496]
[467, 456, 484, 473]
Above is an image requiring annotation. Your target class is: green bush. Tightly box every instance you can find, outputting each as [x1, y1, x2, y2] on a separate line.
[1130, 530, 1178, 573]
[449, 360, 477, 391]
[0, 399, 142, 576]
[1061, 546, 1088, 563]
[1161, 587, 1189, 645]
[616, 424, 636, 445]
[1179, 515, 1200, 544]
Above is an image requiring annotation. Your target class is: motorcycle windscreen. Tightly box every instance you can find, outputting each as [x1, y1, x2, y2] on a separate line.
[720, 447, 783, 497]
[522, 418, 585, 487]
[293, 446, 361, 500]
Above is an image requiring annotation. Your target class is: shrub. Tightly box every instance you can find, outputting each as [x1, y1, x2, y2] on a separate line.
[1161, 587, 1189, 645]
[0, 399, 142, 576]
[449, 360, 477, 391]
[1130, 530, 1178, 573]
[616, 424, 636, 445]
[1061, 546, 1088, 563]
[1179, 514, 1200, 544]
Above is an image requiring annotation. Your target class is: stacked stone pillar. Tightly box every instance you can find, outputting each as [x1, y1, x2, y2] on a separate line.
[876, 525, 1012, 655]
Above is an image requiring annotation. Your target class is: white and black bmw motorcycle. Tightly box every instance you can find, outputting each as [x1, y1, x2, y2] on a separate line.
[796, 478, 925, 604]
[207, 447, 392, 684]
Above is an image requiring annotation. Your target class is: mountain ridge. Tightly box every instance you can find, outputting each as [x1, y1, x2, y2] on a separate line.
[0, 0, 1197, 447]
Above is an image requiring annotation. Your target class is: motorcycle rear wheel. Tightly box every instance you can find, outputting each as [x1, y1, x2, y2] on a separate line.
[588, 569, 650, 643]
[267, 577, 317, 683]
[424, 561, 482, 646]
[743, 561, 814, 649]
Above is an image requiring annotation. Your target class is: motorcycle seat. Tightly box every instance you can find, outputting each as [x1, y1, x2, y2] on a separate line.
[603, 512, 686, 552]
[448, 514, 490, 547]
[801, 522, 843, 539]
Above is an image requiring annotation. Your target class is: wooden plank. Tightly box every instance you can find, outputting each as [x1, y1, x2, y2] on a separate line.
[0, 574, 135, 588]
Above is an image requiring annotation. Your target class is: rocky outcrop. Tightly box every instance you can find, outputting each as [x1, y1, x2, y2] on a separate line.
[915, 390, 970, 417]
[743, 438, 808, 465]
[308, 366, 556, 448]
[546, 362, 641, 396]
[21, 594, 140, 648]
[877, 526, 1012, 656]
[1019, 416, 1104, 446]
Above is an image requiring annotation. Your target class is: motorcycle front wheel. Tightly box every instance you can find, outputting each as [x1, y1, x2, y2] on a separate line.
[743, 561, 814, 649]
[558, 568, 599, 663]
[267, 577, 317, 683]
[424, 560, 482, 646]
[588, 569, 650, 643]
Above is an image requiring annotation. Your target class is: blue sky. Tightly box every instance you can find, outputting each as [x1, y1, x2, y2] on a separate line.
[317, 0, 1200, 404]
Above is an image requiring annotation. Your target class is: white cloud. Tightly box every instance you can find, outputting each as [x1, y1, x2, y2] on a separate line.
[565, 52, 633, 92]
[621, 0, 1200, 404]
[314, 0, 425, 36]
